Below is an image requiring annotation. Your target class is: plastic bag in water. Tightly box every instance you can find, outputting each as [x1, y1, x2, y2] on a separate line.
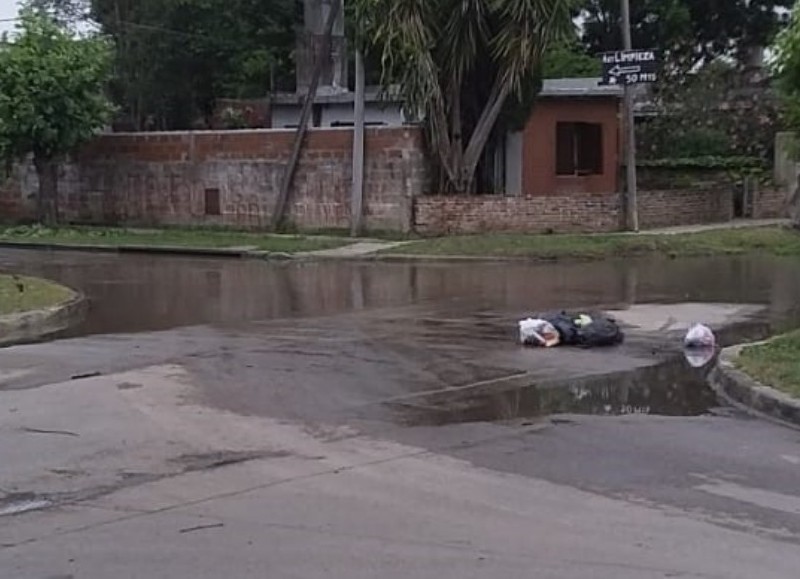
[684, 324, 715, 348]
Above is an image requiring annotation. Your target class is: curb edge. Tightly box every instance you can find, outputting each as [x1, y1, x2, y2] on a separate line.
[709, 344, 800, 430]
[0, 291, 87, 348]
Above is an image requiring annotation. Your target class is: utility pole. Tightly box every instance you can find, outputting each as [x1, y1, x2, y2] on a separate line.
[271, 0, 342, 231]
[350, 48, 365, 237]
[621, 0, 639, 231]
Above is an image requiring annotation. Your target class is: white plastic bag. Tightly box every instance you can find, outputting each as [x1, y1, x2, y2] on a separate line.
[684, 348, 716, 368]
[519, 318, 560, 348]
[684, 323, 715, 348]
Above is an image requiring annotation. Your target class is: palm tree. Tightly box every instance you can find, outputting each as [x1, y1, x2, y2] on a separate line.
[353, 0, 574, 193]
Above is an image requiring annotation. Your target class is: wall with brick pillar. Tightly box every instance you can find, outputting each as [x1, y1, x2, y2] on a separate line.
[413, 194, 623, 235]
[637, 188, 734, 229]
[413, 188, 734, 236]
[752, 187, 788, 219]
[0, 126, 427, 232]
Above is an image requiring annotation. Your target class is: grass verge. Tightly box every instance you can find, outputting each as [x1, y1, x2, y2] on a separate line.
[383, 227, 800, 260]
[0, 225, 351, 253]
[736, 330, 800, 399]
[0, 274, 74, 316]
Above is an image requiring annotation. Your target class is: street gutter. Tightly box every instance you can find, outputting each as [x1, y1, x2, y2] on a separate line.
[0, 241, 283, 259]
[709, 343, 800, 431]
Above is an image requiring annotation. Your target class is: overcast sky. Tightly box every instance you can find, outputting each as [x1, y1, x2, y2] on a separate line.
[0, 1, 21, 37]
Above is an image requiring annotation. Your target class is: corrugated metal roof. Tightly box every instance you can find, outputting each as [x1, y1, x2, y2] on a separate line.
[540, 77, 623, 98]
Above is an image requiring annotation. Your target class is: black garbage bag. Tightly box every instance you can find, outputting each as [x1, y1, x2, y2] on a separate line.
[575, 316, 624, 347]
[542, 311, 580, 346]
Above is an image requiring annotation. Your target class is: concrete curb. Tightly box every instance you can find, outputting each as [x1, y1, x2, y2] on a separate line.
[0, 240, 520, 263]
[0, 240, 621, 263]
[0, 291, 87, 348]
[0, 227, 796, 264]
[0, 241, 261, 259]
[709, 343, 800, 429]
[0, 240, 416, 261]
[343, 253, 562, 263]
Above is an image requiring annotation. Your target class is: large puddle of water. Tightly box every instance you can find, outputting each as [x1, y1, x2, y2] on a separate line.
[0, 249, 798, 422]
[379, 315, 786, 426]
[0, 250, 798, 337]
[390, 347, 756, 427]
[392, 355, 719, 426]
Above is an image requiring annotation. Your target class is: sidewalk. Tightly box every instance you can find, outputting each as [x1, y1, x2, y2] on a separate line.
[299, 240, 410, 258]
[0, 220, 792, 261]
[634, 219, 790, 236]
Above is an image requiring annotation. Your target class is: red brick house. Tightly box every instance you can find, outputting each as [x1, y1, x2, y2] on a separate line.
[504, 78, 623, 196]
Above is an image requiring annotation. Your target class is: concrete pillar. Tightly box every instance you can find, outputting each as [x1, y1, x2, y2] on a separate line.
[774, 132, 796, 188]
[790, 162, 800, 227]
[504, 131, 523, 196]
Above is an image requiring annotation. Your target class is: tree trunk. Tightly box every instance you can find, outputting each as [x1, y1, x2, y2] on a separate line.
[455, 78, 511, 194]
[33, 154, 60, 226]
[427, 91, 456, 188]
[449, 79, 464, 192]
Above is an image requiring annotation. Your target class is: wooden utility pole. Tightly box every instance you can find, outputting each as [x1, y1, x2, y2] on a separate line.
[621, 0, 639, 231]
[271, 0, 342, 231]
[350, 48, 365, 237]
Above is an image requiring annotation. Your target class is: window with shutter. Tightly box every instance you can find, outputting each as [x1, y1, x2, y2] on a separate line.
[555, 122, 604, 176]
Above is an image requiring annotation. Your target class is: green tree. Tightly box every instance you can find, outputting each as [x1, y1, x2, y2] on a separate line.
[89, 0, 297, 130]
[772, 2, 800, 226]
[542, 38, 601, 79]
[0, 9, 114, 225]
[774, 3, 800, 127]
[581, 0, 791, 73]
[354, 0, 574, 194]
[639, 60, 782, 162]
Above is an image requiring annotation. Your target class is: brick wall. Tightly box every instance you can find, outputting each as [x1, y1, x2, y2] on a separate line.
[413, 188, 734, 236]
[637, 188, 733, 229]
[0, 127, 427, 231]
[414, 194, 623, 235]
[752, 186, 788, 219]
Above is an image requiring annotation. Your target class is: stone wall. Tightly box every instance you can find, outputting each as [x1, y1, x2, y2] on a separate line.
[414, 188, 734, 236]
[0, 127, 427, 232]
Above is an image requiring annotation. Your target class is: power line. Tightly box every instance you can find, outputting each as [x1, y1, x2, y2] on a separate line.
[113, 20, 212, 41]
[0, 15, 232, 43]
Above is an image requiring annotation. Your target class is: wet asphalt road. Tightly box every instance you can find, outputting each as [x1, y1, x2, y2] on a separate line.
[1, 249, 800, 578]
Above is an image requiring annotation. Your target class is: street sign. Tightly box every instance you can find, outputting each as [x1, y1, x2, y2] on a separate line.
[600, 49, 659, 86]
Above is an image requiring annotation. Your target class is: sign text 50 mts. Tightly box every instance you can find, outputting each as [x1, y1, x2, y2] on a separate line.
[600, 50, 659, 86]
